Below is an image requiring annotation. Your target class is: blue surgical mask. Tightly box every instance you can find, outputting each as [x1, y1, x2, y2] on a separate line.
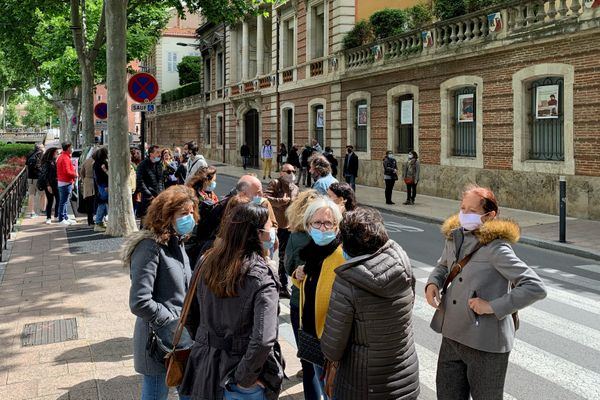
[342, 249, 352, 261]
[253, 196, 263, 205]
[262, 228, 276, 250]
[207, 181, 216, 191]
[174, 214, 195, 235]
[309, 228, 337, 246]
[152, 156, 161, 163]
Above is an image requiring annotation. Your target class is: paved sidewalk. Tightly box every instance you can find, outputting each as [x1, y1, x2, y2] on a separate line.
[211, 160, 600, 261]
[0, 217, 304, 400]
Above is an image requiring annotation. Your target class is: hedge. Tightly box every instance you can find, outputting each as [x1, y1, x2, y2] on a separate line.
[161, 82, 202, 104]
[0, 143, 35, 163]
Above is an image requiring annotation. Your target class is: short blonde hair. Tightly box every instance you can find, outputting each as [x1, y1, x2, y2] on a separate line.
[286, 190, 320, 233]
[303, 197, 343, 232]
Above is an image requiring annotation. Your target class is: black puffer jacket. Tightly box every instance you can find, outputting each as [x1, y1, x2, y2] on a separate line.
[136, 158, 164, 200]
[321, 239, 419, 400]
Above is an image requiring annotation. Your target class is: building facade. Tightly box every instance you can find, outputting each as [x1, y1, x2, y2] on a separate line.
[149, 0, 600, 219]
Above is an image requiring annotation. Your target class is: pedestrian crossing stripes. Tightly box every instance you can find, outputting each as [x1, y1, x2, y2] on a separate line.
[409, 261, 600, 400]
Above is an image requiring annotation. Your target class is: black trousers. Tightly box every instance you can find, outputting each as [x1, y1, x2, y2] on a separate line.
[384, 179, 395, 203]
[436, 337, 510, 400]
[44, 187, 60, 220]
[84, 196, 95, 225]
[276, 229, 290, 288]
[406, 182, 417, 201]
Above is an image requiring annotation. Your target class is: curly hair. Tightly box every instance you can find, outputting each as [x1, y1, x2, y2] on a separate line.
[187, 166, 217, 193]
[285, 189, 320, 233]
[309, 154, 331, 177]
[328, 182, 357, 211]
[340, 207, 389, 257]
[143, 185, 199, 242]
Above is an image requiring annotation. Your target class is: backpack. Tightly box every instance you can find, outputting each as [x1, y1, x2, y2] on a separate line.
[27, 152, 41, 179]
[36, 163, 48, 191]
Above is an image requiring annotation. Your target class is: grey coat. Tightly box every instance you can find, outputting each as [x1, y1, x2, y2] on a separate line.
[321, 240, 420, 400]
[123, 230, 192, 375]
[179, 254, 283, 400]
[427, 215, 547, 353]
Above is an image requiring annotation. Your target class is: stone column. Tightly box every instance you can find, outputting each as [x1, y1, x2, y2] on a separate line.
[242, 20, 249, 81]
[256, 15, 264, 77]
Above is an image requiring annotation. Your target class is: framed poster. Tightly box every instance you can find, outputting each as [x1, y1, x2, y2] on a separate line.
[316, 108, 324, 128]
[536, 85, 559, 119]
[357, 104, 368, 126]
[400, 100, 413, 125]
[457, 93, 474, 123]
[585, 0, 600, 8]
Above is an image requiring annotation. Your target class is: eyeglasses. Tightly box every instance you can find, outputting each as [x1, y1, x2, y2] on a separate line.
[310, 221, 335, 230]
[282, 170, 295, 174]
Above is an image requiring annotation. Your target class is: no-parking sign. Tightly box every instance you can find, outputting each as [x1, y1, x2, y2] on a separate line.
[128, 73, 159, 103]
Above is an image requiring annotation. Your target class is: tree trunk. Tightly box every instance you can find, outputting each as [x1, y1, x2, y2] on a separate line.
[80, 62, 95, 146]
[105, 0, 137, 237]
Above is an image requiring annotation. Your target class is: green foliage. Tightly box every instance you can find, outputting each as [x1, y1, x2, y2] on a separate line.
[464, 0, 505, 13]
[187, 0, 279, 25]
[407, 3, 434, 30]
[342, 20, 375, 50]
[433, 0, 466, 20]
[0, 143, 33, 161]
[5, 103, 19, 127]
[21, 95, 58, 128]
[178, 56, 202, 85]
[161, 82, 202, 104]
[370, 9, 408, 40]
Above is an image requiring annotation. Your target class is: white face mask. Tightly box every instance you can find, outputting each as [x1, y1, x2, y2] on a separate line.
[459, 210, 485, 231]
[408, 154, 414, 159]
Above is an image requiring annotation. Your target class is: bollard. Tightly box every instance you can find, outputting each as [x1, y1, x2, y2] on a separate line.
[559, 176, 566, 243]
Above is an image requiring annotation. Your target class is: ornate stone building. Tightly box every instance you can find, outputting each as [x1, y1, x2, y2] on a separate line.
[148, 0, 600, 219]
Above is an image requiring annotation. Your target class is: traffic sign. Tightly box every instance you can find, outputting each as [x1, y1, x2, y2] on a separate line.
[71, 116, 78, 126]
[94, 102, 108, 120]
[128, 72, 159, 103]
[131, 103, 155, 113]
[95, 120, 108, 130]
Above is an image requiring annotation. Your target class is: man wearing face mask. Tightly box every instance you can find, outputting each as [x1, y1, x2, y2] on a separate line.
[343, 145, 359, 192]
[265, 164, 299, 298]
[136, 145, 165, 226]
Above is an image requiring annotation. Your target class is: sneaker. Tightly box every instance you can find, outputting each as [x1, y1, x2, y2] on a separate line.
[94, 224, 106, 232]
[403, 201, 411, 205]
[45, 218, 52, 225]
[67, 219, 77, 225]
[59, 220, 71, 226]
[29, 212, 38, 218]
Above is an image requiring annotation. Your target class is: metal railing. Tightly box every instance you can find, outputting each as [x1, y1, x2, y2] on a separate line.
[0, 167, 28, 261]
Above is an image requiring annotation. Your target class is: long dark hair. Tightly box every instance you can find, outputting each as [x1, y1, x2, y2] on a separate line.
[328, 182, 357, 211]
[41, 147, 59, 163]
[201, 203, 268, 297]
[93, 146, 108, 165]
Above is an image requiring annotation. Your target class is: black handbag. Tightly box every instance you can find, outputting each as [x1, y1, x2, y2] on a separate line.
[297, 329, 325, 366]
[147, 317, 194, 364]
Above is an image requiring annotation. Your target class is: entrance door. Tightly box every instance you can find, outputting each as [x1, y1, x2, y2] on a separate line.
[244, 109, 259, 169]
[286, 108, 293, 151]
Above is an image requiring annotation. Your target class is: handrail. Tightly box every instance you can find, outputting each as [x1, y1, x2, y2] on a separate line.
[0, 167, 28, 261]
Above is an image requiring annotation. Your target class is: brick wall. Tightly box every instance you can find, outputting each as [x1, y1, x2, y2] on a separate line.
[154, 109, 201, 148]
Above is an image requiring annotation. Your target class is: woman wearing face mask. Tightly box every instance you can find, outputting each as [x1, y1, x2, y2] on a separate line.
[402, 151, 420, 205]
[180, 203, 284, 400]
[162, 149, 179, 189]
[383, 150, 399, 205]
[124, 185, 198, 400]
[327, 182, 357, 213]
[322, 207, 420, 399]
[292, 197, 345, 399]
[425, 185, 547, 400]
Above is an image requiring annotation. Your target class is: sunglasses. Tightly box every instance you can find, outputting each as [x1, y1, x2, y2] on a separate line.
[282, 170, 295, 174]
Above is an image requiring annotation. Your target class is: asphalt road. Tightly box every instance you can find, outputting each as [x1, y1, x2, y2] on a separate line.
[216, 173, 600, 400]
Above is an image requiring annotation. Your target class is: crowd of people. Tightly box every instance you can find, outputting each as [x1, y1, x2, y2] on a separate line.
[120, 138, 546, 400]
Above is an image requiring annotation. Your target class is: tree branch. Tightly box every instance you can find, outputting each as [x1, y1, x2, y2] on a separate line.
[70, 0, 88, 64]
[89, 0, 107, 63]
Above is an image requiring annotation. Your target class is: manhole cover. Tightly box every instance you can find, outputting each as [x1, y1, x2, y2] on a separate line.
[21, 318, 79, 347]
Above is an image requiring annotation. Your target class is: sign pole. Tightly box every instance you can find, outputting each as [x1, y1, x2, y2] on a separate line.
[140, 111, 146, 159]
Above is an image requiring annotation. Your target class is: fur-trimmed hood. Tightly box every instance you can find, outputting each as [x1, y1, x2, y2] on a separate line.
[441, 214, 520, 245]
[120, 230, 166, 267]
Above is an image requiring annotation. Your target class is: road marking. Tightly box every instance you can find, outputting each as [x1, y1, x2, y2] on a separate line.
[570, 265, 600, 274]
[384, 221, 424, 233]
[412, 296, 600, 400]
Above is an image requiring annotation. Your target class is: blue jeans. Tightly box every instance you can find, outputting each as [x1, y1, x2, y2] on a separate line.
[345, 174, 356, 191]
[313, 364, 329, 400]
[95, 202, 108, 224]
[141, 374, 190, 400]
[57, 184, 72, 222]
[224, 384, 267, 400]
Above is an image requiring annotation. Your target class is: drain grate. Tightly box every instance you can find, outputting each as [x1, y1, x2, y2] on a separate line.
[21, 318, 79, 347]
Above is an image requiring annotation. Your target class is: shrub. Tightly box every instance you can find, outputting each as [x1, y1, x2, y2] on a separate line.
[370, 8, 408, 40]
[177, 56, 202, 86]
[465, 0, 505, 13]
[0, 143, 34, 163]
[161, 82, 202, 104]
[408, 3, 434, 30]
[342, 20, 375, 50]
[433, 0, 466, 20]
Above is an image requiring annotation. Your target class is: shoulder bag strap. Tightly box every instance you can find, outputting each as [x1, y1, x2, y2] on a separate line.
[171, 260, 204, 349]
[441, 243, 483, 294]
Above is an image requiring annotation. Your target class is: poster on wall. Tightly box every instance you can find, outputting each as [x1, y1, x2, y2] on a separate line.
[400, 100, 413, 125]
[457, 94, 474, 123]
[488, 12, 503, 33]
[357, 104, 368, 126]
[316, 108, 324, 128]
[536, 85, 559, 119]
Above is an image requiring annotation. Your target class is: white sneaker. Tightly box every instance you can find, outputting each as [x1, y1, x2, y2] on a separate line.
[67, 219, 77, 225]
[45, 218, 52, 224]
[60, 220, 71, 226]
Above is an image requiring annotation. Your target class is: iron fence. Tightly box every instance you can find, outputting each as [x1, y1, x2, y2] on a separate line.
[0, 167, 28, 260]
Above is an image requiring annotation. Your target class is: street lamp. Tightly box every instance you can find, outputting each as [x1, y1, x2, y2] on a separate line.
[2, 87, 16, 132]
